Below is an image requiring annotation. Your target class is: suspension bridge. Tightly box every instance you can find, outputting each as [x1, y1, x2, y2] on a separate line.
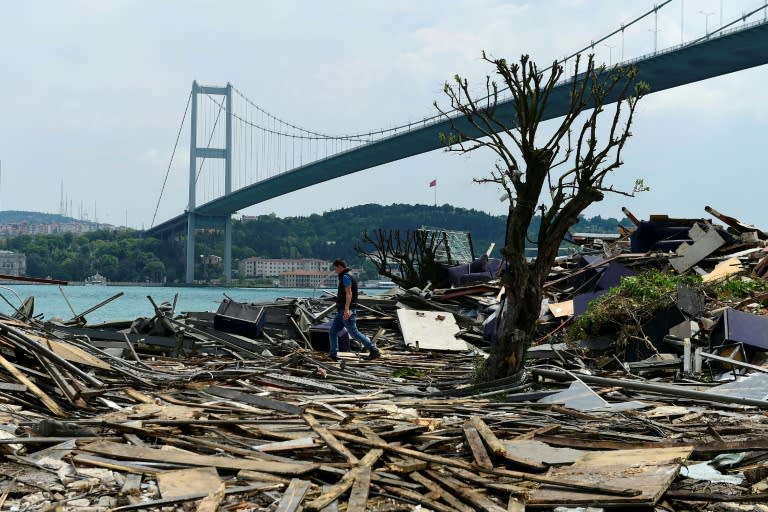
[144, 1, 768, 284]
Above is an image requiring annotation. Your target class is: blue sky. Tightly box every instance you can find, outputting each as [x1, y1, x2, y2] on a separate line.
[1, 0, 766, 229]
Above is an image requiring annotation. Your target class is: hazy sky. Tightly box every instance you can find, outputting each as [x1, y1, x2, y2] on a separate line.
[1, 0, 766, 229]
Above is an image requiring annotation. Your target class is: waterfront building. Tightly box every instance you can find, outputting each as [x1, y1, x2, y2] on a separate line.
[239, 257, 330, 278]
[277, 269, 336, 288]
[0, 250, 26, 276]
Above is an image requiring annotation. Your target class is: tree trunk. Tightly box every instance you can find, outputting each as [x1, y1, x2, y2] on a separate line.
[484, 270, 542, 380]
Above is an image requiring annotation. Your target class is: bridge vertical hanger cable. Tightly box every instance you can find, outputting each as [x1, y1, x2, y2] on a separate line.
[150, 90, 191, 229]
[191, 0, 766, 203]
[249, 101, 253, 186]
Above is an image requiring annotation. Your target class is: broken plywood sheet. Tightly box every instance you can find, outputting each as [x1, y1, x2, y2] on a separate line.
[702, 257, 743, 283]
[670, 223, 726, 273]
[504, 439, 585, 466]
[548, 300, 574, 318]
[527, 446, 693, 508]
[157, 467, 222, 498]
[28, 334, 113, 370]
[396, 310, 468, 351]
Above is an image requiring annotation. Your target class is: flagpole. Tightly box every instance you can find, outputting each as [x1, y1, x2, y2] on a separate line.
[434, 182, 436, 207]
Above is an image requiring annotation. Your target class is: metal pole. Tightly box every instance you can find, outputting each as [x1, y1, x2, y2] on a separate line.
[681, 0, 684, 45]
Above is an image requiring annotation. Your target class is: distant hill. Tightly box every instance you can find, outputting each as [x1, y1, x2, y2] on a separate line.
[1, 204, 631, 283]
[0, 210, 92, 225]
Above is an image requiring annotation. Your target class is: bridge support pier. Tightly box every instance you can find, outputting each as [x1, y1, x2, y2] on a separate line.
[185, 81, 233, 284]
[185, 212, 197, 283]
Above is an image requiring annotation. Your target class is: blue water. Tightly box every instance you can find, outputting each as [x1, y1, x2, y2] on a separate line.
[0, 284, 361, 324]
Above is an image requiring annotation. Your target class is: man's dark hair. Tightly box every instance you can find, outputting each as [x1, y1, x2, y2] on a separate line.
[333, 259, 347, 268]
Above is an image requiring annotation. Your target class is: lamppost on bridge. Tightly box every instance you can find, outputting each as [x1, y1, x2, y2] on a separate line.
[603, 44, 616, 66]
[699, 10, 715, 36]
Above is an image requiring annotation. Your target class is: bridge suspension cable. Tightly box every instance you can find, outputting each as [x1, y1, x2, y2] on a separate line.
[151, 90, 191, 229]
[156, 0, 768, 227]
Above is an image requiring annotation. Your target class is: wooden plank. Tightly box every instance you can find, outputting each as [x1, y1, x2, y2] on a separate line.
[462, 424, 493, 470]
[526, 446, 693, 507]
[508, 496, 525, 512]
[385, 458, 428, 474]
[79, 440, 318, 475]
[445, 467, 530, 496]
[73, 453, 177, 475]
[346, 466, 371, 512]
[41, 361, 83, 405]
[303, 449, 384, 511]
[303, 413, 358, 464]
[110, 484, 282, 512]
[237, 470, 292, 484]
[205, 386, 305, 415]
[157, 467, 222, 499]
[0, 382, 26, 392]
[426, 469, 507, 512]
[274, 478, 312, 512]
[534, 434, 692, 452]
[253, 436, 318, 453]
[466, 416, 547, 471]
[195, 482, 225, 512]
[319, 484, 339, 512]
[410, 471, 474, 512]
[395, 309, 468, 351]
[379, 484, 459, 512]
[330, 430, 640, 497]
[319, 464, 421, 490]
[124, 387, 155, 404]
[0, 353, 64, 416]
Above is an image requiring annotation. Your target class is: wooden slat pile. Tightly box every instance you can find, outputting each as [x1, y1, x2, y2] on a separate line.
[0, 308, 768, 511]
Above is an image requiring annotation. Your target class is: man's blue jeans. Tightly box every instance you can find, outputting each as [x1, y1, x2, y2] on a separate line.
[329, 309, 375, 356]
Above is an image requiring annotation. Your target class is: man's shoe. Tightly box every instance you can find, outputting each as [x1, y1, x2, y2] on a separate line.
[329, 354, 339, 361]
[365, 349, 381, 361]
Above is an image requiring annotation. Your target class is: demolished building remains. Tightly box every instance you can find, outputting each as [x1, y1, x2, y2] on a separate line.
[0, 206, 766, 510]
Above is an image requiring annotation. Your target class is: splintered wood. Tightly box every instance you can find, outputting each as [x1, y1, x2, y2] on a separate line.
[0, 330, 730, 512]
[2, 273, 768, 510]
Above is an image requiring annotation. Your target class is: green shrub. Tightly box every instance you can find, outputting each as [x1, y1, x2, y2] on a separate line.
[707, 276, 768, 302]
[566, 270, 701, 342]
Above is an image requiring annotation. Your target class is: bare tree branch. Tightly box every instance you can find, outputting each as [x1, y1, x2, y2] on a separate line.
[435, 52, 648, 381]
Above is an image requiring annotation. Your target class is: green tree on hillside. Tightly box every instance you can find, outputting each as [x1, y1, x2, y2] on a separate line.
[1, 205, 627, 283]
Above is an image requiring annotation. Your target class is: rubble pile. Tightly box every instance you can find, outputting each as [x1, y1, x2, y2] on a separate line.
[0, 207, 766, 510]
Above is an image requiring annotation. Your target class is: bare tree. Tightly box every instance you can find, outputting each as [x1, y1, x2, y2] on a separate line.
[435, 53, 648, 381]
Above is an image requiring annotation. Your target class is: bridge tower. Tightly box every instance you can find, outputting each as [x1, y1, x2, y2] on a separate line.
[186, 81, 233, 284]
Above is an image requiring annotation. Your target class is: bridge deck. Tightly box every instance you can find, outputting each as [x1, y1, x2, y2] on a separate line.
[147, 20, 768, 237]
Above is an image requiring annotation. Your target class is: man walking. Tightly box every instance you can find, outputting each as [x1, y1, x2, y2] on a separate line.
[328, 259, 381, 361]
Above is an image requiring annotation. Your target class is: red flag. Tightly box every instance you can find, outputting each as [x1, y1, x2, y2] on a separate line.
[429, 179, 437, 187]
